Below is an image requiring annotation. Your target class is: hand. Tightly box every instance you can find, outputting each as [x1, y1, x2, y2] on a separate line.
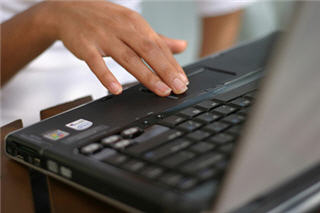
[44, 1, 189, 96]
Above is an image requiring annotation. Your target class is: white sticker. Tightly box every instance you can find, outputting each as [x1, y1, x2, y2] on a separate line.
[66, 119, 93, 131]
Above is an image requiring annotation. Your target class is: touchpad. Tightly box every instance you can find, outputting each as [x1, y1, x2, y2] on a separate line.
[139, 67, 236, 99]
[173, 67, 236, 98]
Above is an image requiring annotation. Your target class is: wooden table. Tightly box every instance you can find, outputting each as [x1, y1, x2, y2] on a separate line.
[1, 96, 126, 213]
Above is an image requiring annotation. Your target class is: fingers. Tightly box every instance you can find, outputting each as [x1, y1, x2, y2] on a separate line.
[154, 34, 189, 85]
[120, 32, 188, 94]
[115, 14, 189, 94]
[60, 3, 190, 96]
[158, 34, 187, 54]
[84, 47, 123, 95]
[108, 39, 172, 97]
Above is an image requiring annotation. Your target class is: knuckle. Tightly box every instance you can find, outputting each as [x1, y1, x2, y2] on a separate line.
[77, 35, 87, 45]
[140, 70, 156, 83]
[95, 28, 107, 39]
[100, 71, 110, 81]
[126, 10, 141, 22]
[86, 49, 99, 63]
[140, 38, 157, 53]
[95, 66, 111, 84]
[145, 71, 156, 82]
[157, 63, 171, 73]
[117, 25, 131, 34]
[120, 49, 137, 64]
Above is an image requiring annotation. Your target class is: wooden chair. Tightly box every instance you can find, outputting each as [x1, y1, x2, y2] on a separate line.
[1, 96, 126, 213]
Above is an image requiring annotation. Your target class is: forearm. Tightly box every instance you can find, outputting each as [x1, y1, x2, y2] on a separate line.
[1, 3, 56, 86]
[199, 10, 243, 58]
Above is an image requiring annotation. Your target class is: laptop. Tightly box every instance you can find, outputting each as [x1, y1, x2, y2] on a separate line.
[5, 2, 320, 212]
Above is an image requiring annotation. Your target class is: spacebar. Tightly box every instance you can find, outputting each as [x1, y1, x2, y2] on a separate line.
[127, 128, 182, 155]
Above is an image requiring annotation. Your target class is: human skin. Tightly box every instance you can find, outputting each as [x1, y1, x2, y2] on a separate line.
[1, 1, 243, 96]
[1, 1, 189, 96]
[200, 10, 243, 58]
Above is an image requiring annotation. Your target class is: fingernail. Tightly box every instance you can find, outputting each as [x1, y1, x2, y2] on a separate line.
[156, 81, 172, 95]
[110, 82, 122, 94]
[179, 73, 189, 85]
[177, 40, 187, 46]
[173, 77, 187, 93]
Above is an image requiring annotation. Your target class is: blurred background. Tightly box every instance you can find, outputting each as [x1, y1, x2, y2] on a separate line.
[0, 1, 295, 126]
[142, 1, 295, 66]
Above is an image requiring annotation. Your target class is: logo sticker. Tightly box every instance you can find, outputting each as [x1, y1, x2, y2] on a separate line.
[43, 129, 69, 141]
[66, 119, 93, 131]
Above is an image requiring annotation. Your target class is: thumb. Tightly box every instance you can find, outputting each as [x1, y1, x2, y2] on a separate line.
[159, 34, 187, 54]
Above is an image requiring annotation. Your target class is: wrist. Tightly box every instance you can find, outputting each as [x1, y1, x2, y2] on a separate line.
[32, 2, 60, 42]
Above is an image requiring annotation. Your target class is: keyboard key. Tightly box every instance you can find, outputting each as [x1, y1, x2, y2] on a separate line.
[121, 126, 143, 139]
[222, 114, 245, 124]
[212, 105, 237, 115]
[178, 121, 203, 132]
[195, 100, 220, 111]
[215, 159, 228, 170]
[102, 153, 128, 165]
[194, 112, 221, 123]
[161, 151, 195, 167]
[189, 142, 216, 154]
[208, 133, 234, 145]
[160, 115, 186, 127]
[230, 97, 251, 107]
[112, 139, 133, 149]
[122, 160, 145, 172]
[178, 107, 203, 118]
[181, 152, 224, 173]
[80, 143, 102, 155]
[144, 138, 192, 160]
[177, 178, 197, 190]
[226, 125, 242, 135]
[244, 90, 257, 99]
[204, 122, 230, 133]
[127, 129, 183, 155]
[166, 130, 184, 141]
[238, 107, 251, 115]
[198, 168, 220, 180]
[186, 130, 210, 141]
[134, 125, 170, 143]
[219, 143, 234, 154]
[160, 173, 183, 186]
[92, 148, 116, 160]
[101, 135, 121, 145]
[140, 166, 163, 179]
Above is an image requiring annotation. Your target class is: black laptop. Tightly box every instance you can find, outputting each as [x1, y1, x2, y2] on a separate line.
[5, 3, 320, 213]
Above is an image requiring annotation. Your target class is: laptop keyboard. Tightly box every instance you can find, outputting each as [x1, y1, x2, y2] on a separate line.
[79, 90, 256, 191]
